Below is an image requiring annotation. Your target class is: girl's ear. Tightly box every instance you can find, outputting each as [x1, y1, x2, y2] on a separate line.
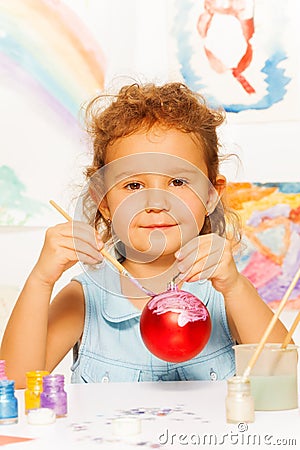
[99, 199, 110, 221]
[215, 174, 226, 198]
[206, 175, 227, 215]
[89, 187, 111, 221]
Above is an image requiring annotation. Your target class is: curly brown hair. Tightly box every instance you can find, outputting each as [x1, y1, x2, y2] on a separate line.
[81, 82, 240, 244]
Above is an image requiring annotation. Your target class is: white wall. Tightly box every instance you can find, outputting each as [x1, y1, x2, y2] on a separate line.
[220, 121, 300, 182]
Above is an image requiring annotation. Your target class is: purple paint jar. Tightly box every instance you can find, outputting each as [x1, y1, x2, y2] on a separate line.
[40, 374, 67, 417]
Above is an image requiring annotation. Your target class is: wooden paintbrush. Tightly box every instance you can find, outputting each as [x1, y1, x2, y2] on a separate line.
[49, 200, 155, 297]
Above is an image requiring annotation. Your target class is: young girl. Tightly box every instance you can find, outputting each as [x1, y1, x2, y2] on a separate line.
[0, 82, 288, 388]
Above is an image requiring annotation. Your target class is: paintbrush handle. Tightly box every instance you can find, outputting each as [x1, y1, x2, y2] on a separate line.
[100, 248, 126, 274]
[243, 265, 300, 379]
[49, 200, 72, 221]
[281, 310, 300, 349]
[50, 200, 124, 274]
[49, 200, 154, 295]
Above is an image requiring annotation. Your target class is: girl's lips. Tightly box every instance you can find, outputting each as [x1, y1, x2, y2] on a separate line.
[141, 224, 177, 229]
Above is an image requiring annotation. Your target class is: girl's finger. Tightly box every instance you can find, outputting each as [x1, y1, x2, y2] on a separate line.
[54, 221, 103, 251]
[72, 239, 104, 263]
[176, 240, 224, 275]
[71, 222, 104, 250]
[75, 251, 103, 266]
[180, 262, 219, 282]
[54, 247, 101, 267]
[175, 233, 223, 261]
[46, 233, 103, 264]
[175, 236, 200, 260]
[57, 236, 103, 262]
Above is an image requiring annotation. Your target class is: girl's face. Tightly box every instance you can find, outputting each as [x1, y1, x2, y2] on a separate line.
[99, 127, 221, 262]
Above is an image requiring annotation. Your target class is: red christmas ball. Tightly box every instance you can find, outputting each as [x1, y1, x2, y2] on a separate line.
[140, 285, 211, 362]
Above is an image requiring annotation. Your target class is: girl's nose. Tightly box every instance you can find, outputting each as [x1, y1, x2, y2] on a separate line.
[144, 189, 171, 213]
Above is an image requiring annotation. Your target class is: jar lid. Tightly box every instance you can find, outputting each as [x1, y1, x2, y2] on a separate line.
[227, 375, 251, 391]
[112, 416, 141, 436]
[27, 408, 56, 425]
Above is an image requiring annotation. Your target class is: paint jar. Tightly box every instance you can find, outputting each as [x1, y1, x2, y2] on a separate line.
[40, 374, 67, 417]
[0, 380, 18, 425]
[0, 361, 7, 380]
[225, 376, 255, 423]
[24, 370, 49, 413]
[234, 343, 298, 411]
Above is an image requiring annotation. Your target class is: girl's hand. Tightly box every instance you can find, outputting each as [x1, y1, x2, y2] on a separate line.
[31, 221, 104, 286]
[175, 234, 240, 295]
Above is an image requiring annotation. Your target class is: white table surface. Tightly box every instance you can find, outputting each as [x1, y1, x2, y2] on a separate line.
[0, 380, 299, 449]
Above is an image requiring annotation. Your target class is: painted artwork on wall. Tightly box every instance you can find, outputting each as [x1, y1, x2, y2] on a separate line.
[0, 0, 105, 226]
[229, 182, 300, 309]
[169, 0, 300, 120]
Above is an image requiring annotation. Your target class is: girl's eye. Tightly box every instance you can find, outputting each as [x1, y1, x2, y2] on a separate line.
[125, 182, 143, 190]
[170, 178, 187, 187]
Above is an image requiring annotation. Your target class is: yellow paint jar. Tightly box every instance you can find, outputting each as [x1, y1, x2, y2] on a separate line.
[24, 370, 49, 413]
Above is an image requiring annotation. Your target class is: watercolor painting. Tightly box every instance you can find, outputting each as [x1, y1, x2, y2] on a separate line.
[169, 0, 299, 119]
[0, 0, 106, 226]
[0, 166, 46, 226]
[0, 0, 105, 119]
[229, 182, 300, 309]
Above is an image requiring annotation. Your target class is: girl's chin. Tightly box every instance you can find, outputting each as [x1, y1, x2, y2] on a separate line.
[124, 246, 178, 262]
